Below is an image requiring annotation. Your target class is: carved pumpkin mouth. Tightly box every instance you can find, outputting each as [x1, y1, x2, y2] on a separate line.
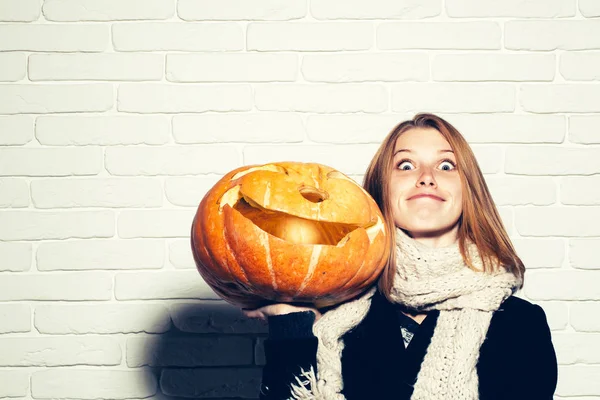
[232, 196, 362, 246]
[217, 164, 384, 247]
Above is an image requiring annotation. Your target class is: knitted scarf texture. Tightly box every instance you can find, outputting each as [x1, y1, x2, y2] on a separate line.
[289, 228, 520, 400]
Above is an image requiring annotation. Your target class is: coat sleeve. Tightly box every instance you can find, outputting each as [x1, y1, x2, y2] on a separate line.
[510, 303, 558, 399]
[259, 311, 318, 400]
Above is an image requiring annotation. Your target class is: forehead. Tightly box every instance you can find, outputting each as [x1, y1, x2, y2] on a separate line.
[393, 127, 452, 152]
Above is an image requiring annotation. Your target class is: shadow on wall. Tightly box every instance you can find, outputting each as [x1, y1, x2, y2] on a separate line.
[139, 301, 268, 399]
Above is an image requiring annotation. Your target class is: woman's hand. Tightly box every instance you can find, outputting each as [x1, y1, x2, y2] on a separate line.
[242, 303, 322, 322]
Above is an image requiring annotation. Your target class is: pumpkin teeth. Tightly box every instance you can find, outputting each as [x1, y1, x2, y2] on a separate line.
[230, 164, 285, 180]
[365, 216, 385, 243]
[219, 185, 242, 210]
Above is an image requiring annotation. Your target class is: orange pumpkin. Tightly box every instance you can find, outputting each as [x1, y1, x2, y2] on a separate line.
[190, 162, 390, 309]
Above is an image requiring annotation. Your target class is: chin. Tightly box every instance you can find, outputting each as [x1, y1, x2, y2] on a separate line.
[397, 220, 458, 238]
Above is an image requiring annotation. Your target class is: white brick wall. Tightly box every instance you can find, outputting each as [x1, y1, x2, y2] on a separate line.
[0, 1, 597, 399]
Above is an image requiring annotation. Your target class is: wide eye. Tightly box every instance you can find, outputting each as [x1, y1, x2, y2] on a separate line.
[397, 160, 415, 171]
[439, 160, 456, 171]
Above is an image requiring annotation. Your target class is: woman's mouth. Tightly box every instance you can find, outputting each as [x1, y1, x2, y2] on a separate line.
[408, 194, 445, 201]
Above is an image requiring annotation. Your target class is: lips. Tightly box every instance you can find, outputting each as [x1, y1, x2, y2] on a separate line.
[408, 193, 445, 201]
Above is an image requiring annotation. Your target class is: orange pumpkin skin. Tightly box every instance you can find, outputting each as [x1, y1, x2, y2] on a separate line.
[190, 162, 390, 309]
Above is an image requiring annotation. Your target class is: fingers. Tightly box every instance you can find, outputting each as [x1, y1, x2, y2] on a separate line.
[242, 308, 266, 321]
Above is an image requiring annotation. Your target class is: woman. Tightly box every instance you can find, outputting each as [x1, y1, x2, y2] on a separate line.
[244, 113, 558, 400]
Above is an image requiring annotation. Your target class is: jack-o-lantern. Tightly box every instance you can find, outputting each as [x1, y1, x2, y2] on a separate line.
[190, 162, 390, 309]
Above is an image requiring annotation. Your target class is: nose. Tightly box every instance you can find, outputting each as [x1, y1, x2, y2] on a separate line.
[416, 167, 437, 188]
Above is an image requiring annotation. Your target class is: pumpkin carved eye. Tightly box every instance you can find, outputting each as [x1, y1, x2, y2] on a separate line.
[191, 162, 390, 308]
[299, 186, 329, 203]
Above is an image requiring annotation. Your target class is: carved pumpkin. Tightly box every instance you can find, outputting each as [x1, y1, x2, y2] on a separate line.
[190, 162, 390, 309]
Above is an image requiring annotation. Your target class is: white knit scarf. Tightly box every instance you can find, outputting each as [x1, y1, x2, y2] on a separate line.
[289, 228, 520, 400]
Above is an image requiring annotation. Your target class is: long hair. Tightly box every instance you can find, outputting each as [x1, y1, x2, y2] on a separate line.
[363, 113, 525, 300]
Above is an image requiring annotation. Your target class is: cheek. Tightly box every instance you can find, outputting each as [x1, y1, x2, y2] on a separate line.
[447, 179, 463, 215]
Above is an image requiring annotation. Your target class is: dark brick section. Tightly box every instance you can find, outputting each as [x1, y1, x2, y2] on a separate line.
[160, 368, 262, 398]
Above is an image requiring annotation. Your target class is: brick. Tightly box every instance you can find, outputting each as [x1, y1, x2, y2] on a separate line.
[248, 22, 372, 51]
[536, 301, 568, 330]
[36, 115, 170, 146]
[0, 272, 112, 300]
[0, 148, 101, 177]
[392, 83, 514, 113]
[255, 338, 266, 366]
[306, 114, 402, 143]
[512, 238, 565, 269]
[106, 146, 240, 176]
[244, 144, 380, 175]
[378, 22, 500, 50]
[580, 0, 600, 17]
[118, 84, 252, 113]
[160, 368, 261, 398]
[0, 115, 33, 145]
[303, 53, 429, 82]
[255, 84, 387, 113]
[32, 369, 157, 399]
[0, 371, 29, 398]
[118, 210, 195, 239]
[165, 176, 222, 207]
[516, 207, 600, 237]
[0, 24, 106, 51]
[43, 0, 173, 21]
[446, 114, 565, 144]
[31, 178, 163, 209]
[0, 84, 113, 114]
[0, 178, 29, 208]
[172, 113, 304, 144]
[571, 302, 600, 332]
[29, 53, 163, 81]
[433, 54, 555, 81]
[486, 176, 556, 206]
[127, 336, 253, 367]
[0, 242, 31, 272]
[0, 0, 40, 21]
[310, 0, 442, 19]
[446, 0, 575, 17]
[312, 0, 440, 19]
[556, 366, 600, 396]
[115, 271, 219, 300]
[506, 21, 600, 50]
[0, 304, 31, 333]
[0, 211, 114, 241]
[525, 271, 600, 300]
[167, 53, 297, 83]
[562, 176, 600, 205]
[0, 337, 120, 366]
[553, 333, 600, 364]
[560, 52, 600, 81]
[554, 397, 600, 400]
[113, 23, 242, 51]
[35, 304, 171, 334]
[570, 239, 600, 269]
[522, 84, 600, 113]
[170, 301, 267, 333]
[506, 146, 600, 175]
[178, 0, 306, 20]
[497, 207, 513, 235]
[169, 239, 196, 268]
[470, 146, 503, 174]
[570, 116, 600, 144]
[0, 52, 25, 81]
[37, 239, 165, 271]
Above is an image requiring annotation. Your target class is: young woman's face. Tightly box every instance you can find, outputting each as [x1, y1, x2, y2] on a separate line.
[390, 127, 463, 241]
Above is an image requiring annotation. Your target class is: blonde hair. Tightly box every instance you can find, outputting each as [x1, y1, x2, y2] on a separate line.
[363, 113, 525, 300]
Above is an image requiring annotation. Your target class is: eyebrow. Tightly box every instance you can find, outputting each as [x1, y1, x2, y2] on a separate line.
[393, 149, 454, 156]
